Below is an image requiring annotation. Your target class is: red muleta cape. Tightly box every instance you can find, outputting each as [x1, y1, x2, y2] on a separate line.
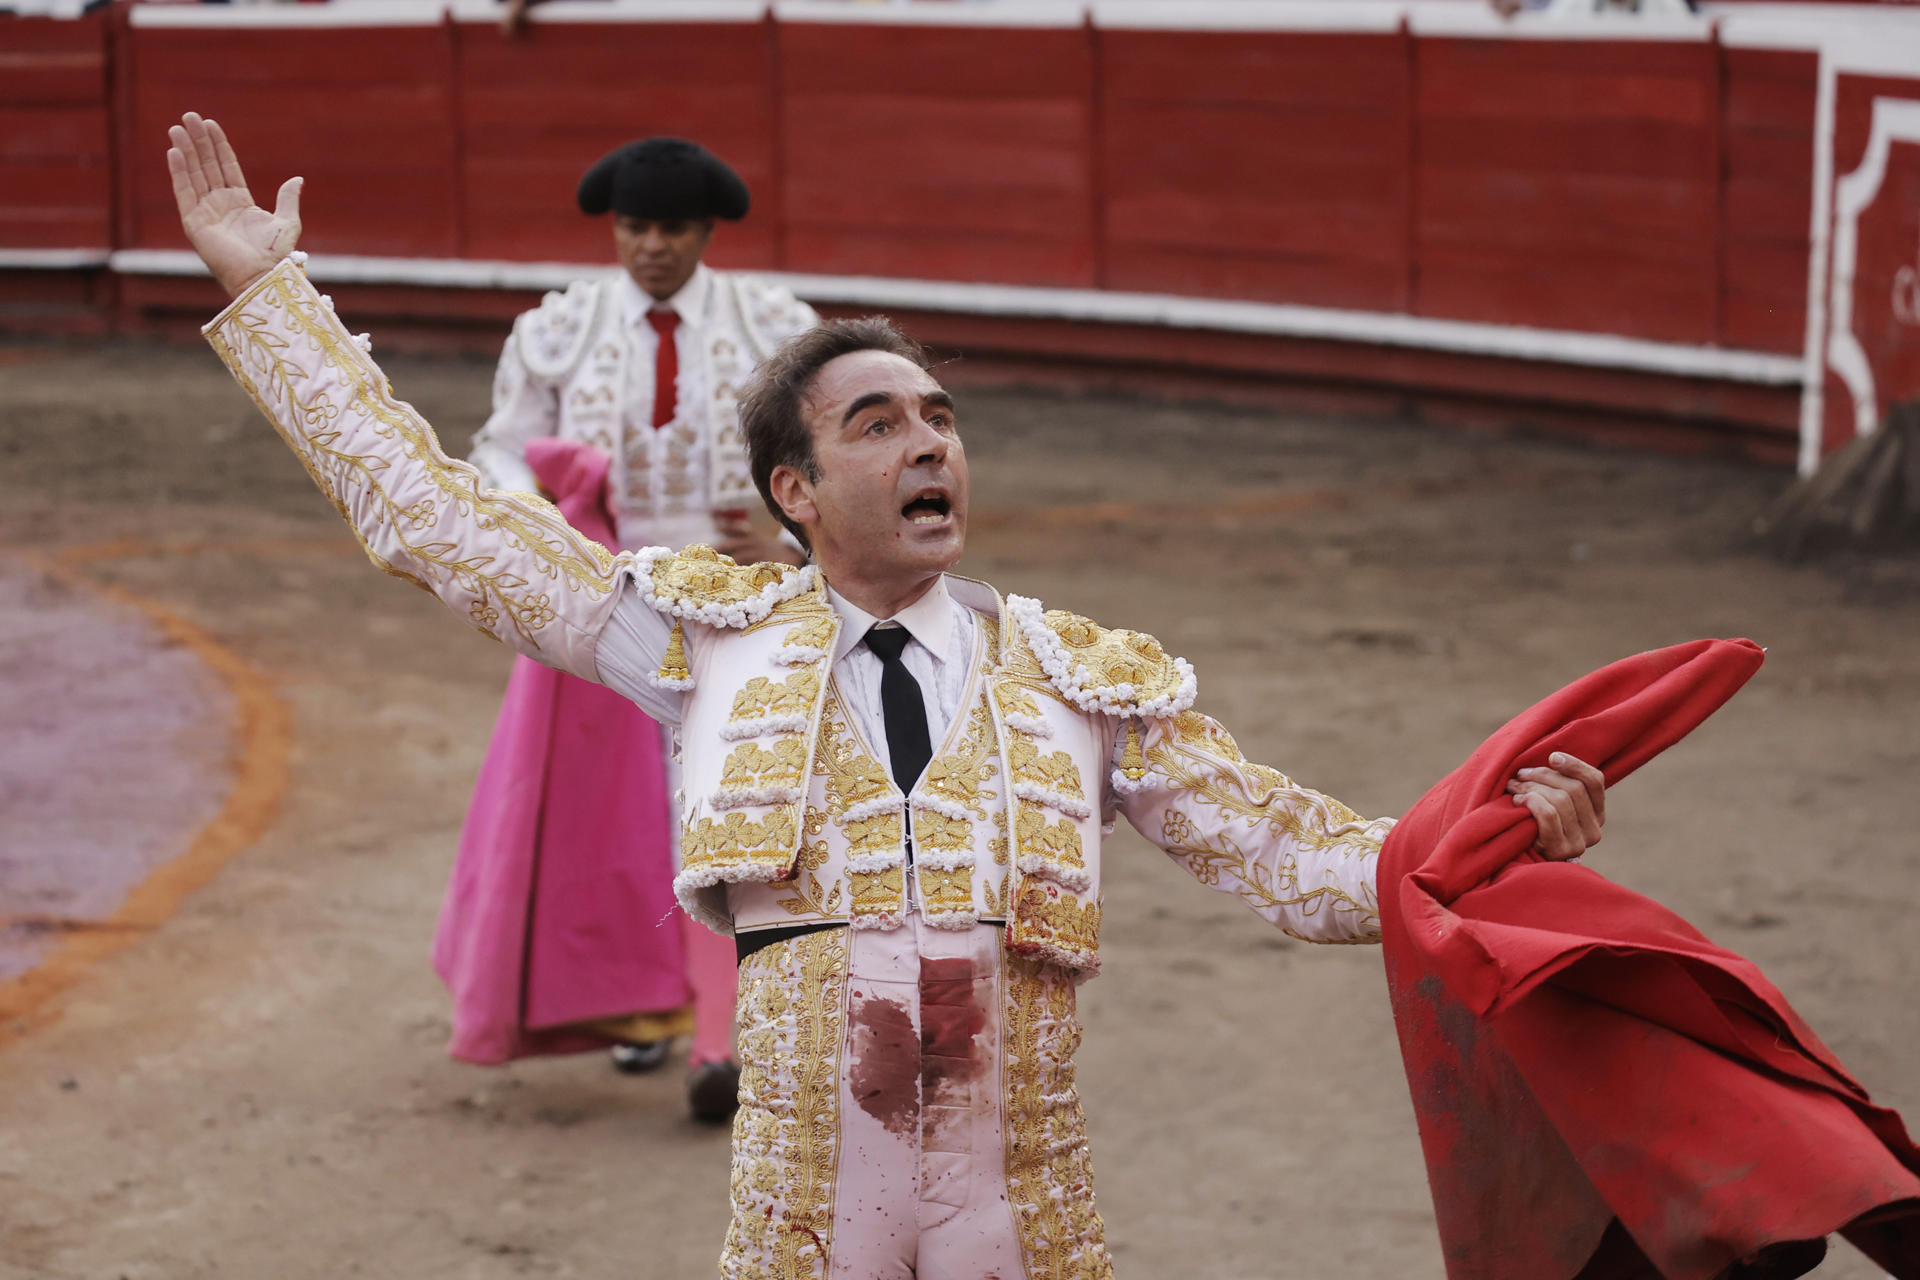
[1380, 638, 1920, 1280]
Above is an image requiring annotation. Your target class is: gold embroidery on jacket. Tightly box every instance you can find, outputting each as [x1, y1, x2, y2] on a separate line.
[1147, 714, 1382, 939]
[731, 670, 824, 723]
[814, 690, 905, 923]
[775, 824, 842, 919]
[207, 268, 618, 650]
[719, 739, 810, 796]
[651, 543, 793, 610]
[1016, 809, 1086, 874]
[1013, 886, 1105, 967]
[682, 808, 800, 876]
[1009, 737, 1087, 801]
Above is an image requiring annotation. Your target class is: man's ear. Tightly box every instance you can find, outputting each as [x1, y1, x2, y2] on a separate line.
[767, 464, 818, 534]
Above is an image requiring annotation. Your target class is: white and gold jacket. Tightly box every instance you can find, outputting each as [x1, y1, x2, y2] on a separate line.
[205, 257, 1391, 979]
[468, 263, 818, 550]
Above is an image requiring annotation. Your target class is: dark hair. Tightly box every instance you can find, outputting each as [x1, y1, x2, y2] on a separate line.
[741, 316, 933, 550]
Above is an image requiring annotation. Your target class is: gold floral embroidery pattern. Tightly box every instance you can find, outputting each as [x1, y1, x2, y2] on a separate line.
[849, 865, 907, 917]
[1043, 611, 1186, 703]
[206, 266, 620, 652]
[774, 826, 843, 920]
[1145, 714, 1384, 941]
[653, 544, 798, 612]
[719, 739, 810, 797]
[1009, 737, 1087, 802]
[1001, 954, 1112, 1280]
[982, 835, 1011, 917]
[813, 690, 906, 924]
[1009, 884, 1102, 966]
[724, 929, 848, 1279]
[731, 670, 825, 724]
[917, 701, 1000, 823]
[1015, 809, 1086, 875]
[682, 808, 800, 878]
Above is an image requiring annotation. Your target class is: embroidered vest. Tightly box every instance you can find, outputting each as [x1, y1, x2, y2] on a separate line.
[642, 548, 1196, 977]
[511, 273, 812, 518]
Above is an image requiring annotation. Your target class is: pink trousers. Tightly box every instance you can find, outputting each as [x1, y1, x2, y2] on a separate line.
[723, 918, 1114, 1278]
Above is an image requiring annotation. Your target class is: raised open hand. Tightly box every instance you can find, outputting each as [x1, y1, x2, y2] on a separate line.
[167, 112, 303, 298]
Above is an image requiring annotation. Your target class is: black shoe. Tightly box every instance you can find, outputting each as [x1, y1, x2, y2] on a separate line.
[610, 1040, 670, 1075]
[687, 1059, 741, 1125]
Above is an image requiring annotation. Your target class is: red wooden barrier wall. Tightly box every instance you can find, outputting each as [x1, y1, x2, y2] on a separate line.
[0, 7, 1845, 456]
[0, 12, 112, 251]
[1721, 46, 1818, 354]
[1100, 29, 1411, 312]
[455, 17, 778, 268]
[777, 20, 1095, 287]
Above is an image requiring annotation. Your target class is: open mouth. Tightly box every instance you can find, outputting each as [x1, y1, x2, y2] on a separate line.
[901, 491, 952, 526]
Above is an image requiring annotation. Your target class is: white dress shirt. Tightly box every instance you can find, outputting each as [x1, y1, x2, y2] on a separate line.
[596, 573, 980, 752]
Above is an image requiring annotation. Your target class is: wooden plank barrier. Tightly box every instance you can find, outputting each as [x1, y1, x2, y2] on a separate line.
[11, 2, 1911, 465]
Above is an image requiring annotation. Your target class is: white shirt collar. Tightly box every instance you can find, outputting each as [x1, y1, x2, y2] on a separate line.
[826, 576, 955, 667]
[617, 261, 714, 330]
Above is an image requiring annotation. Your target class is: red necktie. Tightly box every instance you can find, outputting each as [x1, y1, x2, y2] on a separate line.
[647, 308, 679, 430]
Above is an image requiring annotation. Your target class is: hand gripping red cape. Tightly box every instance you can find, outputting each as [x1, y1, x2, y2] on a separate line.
[1380, 638, 1920, 1280]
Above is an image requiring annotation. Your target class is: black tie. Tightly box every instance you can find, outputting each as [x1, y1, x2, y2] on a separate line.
[864, 625, 933, 794]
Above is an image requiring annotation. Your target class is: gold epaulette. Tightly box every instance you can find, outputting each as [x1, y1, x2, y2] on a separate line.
[1005, 595, 1197, 719]
[636, 545, 821, 629]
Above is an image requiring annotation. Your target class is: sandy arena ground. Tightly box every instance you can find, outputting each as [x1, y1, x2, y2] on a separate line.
[0, 335, 1915, 1279]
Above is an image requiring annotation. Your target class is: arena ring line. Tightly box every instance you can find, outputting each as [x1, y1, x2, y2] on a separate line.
[0, 539, 297, 1050]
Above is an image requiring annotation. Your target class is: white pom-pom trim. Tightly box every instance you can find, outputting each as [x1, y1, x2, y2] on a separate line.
[909, 794, 972, 823]
[290, 250, 309, 267]
[1108, 769, 1154, 797]
[1012, 780, 1093, 821]
[850, 912, 903, 931]
[720, 715, 810, 741]
[1006, 594, 1197, 719]
[847, 850, 905, 875]
[924, 910, 980, 931]
[643, 672, 697, 692]
[773, 644, 828, 667]
[635, 550, 818, 631]
[843, 794, 904, 824]
[711, 785, 804, 811]
[914, 849, 975, 872]
[1002, 713, 1052, 738]
[1016, 853, 1093, 894]
[672, 858, 788, 926]
[1011, 937, 1100, 976]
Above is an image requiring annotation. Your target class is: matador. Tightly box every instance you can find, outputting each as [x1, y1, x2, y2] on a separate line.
[166, 112, 1608, 1278]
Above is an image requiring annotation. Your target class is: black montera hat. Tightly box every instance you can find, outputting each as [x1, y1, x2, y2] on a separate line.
[575, 137, 750, 221]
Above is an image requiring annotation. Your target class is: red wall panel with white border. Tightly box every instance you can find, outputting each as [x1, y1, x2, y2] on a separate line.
[0, 11, 112, 251]
[125, 23, 461, 259]
[452, 17, 777, 268]
[776, 19, 1096, 287]
[1099, 28, 1413, 312]
[1412, 36, 1721, 344]
[1818, 69, 1920, 456]
[1719, 47, 1817, 355]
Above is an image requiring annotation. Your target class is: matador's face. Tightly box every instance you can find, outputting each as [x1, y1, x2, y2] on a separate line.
[779, 349, 969, 592]
[613, 214, 714, 302]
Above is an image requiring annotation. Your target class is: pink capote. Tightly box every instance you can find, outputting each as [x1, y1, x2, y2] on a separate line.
[431, 439, 688, 1065]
